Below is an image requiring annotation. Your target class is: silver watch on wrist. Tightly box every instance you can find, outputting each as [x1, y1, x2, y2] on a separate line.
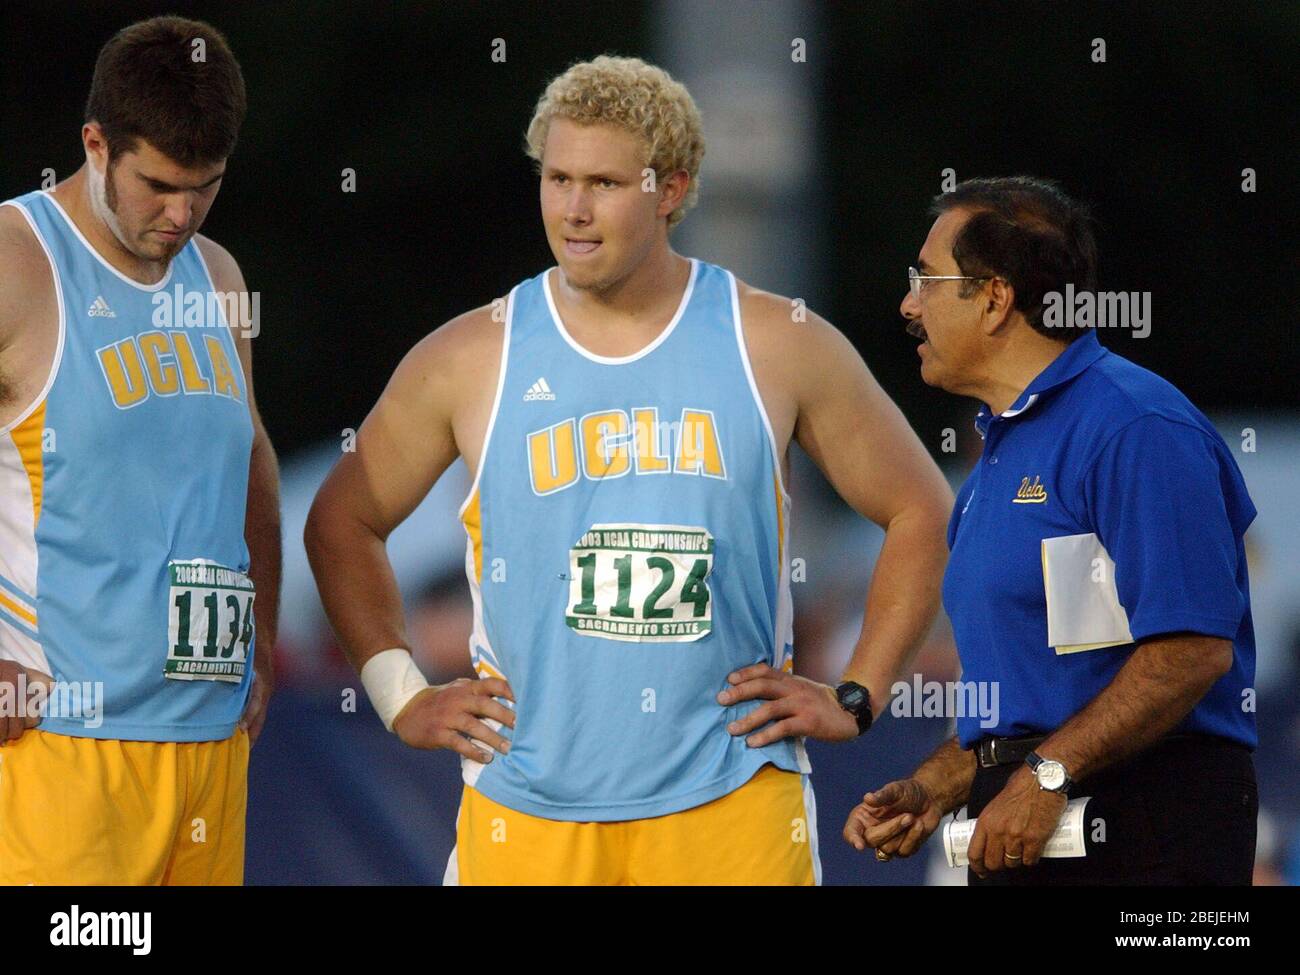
[1025, 751, 1073, 795]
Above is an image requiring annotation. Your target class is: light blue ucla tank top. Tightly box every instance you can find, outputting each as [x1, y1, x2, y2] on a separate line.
[459, 258, 809, 821]
[0, 190, 254, 741]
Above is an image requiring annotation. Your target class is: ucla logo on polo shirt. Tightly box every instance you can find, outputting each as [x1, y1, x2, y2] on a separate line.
[1013, 475, 1048, 503]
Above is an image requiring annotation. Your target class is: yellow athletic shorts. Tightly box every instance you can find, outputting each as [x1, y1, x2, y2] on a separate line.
[0, 728, 249, 885]
[448, 763, 820, 885]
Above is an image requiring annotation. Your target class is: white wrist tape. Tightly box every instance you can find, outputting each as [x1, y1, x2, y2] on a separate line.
[360, 648, 430, 732]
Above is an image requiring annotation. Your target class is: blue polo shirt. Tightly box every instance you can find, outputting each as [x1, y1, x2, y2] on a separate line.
[943, 330, 1257, 749]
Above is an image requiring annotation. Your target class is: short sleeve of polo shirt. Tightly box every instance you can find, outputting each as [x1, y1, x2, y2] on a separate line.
[1082, 414, 1247, 643]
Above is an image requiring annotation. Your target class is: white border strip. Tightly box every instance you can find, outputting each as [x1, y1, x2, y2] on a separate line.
[543, 258, 697, 365]
[40, 190, 174, 292]
[727, 268, 798, 676]
[727, 270, 791, 503]
[191, 238, 253, 418]
[1001, 392, 1039, 418]
[457, 286, 517, 519]
[803, 773, 823, 886]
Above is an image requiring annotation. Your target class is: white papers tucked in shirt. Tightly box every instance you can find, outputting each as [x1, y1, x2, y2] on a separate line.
[1041, 532, 1134, 655]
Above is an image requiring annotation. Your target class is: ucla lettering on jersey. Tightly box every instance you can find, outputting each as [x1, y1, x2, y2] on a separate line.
[0, 191, 254, 741]
[459, 258, 807, 821]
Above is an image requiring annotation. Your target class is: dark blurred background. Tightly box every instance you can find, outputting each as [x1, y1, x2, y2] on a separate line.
[2, 0, 1296, 885]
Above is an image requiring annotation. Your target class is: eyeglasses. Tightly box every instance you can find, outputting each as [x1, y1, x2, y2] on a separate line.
[908, 266, 990, 301]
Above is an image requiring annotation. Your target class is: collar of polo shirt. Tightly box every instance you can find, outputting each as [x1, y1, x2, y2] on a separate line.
[975, 330, 1108, 438]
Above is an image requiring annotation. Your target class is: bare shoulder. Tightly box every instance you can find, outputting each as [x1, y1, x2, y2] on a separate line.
[0, 202, 40, 253]
[734, 277, 861, 396]
[387, 300, 507, 436]
[736, 278, 854, 357]
[194, 233, 245, 293]
[377, 300, 506, 471]
[735, 279, 799, 326]
[404, 301, 505, 387]
[0, 204, 55, 325]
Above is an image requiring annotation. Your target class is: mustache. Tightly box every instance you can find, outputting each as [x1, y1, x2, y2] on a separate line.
[905, 319, 926, 339]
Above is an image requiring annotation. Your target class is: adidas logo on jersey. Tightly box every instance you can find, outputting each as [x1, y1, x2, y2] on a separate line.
[523, 377, 556, 401]
[88, 296, 117, 318]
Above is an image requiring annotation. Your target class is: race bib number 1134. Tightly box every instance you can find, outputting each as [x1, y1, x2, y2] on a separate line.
[566, 523, 713, 643]
[165, 559, 254, 682]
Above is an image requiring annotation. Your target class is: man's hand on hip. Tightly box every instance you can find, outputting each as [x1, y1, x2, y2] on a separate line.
[238, 669, 274, 746]
[0, 660, 51, 743]
[393, 677, 517, 763]
[718, 662, 858, 746]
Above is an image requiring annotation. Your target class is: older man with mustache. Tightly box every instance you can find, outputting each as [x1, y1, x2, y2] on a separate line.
[844, 177, 1258, 886]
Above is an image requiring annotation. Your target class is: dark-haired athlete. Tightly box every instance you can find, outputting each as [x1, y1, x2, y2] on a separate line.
[0, 16, 280, 885]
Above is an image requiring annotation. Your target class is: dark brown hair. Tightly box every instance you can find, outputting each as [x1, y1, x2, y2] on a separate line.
[931, 176, 1098, 342]
[85, 16, 246, 166]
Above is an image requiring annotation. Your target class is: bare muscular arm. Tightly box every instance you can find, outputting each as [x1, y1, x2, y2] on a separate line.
[303, 306, 498, 667]
[303, 305, 516, 760]
[741, 287, 953, 714]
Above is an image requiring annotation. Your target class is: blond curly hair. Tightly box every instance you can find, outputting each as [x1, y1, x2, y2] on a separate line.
[525, 55, 705, 227]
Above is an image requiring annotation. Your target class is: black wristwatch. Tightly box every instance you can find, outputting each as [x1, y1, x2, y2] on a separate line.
[834, 681, 874, 735]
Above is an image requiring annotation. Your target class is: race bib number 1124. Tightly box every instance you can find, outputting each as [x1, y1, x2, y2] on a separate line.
[566, 523, 713, 643]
